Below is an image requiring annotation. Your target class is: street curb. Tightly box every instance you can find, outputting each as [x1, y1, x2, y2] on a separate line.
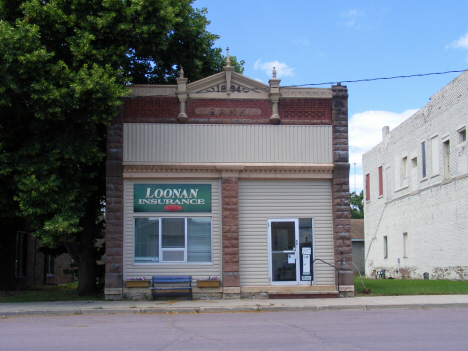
[260, 306, 316, 312]
[422, 303, 468, 309]
[81, 308, 140, 315]
[316, 304, 366, 311]
[2, 303, 468, 317]
[365, 304, 421, 310]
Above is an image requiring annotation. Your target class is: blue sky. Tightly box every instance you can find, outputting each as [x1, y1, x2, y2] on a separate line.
[194, 0, 468, 192]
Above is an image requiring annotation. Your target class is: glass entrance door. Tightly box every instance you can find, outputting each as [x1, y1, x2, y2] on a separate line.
[269, 219, 299, 283]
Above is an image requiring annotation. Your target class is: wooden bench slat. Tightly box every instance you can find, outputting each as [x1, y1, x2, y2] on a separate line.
[151, 275, 192, 301]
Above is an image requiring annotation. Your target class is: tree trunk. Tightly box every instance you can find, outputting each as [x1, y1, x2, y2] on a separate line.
[64, 231, 96, 295]
[76, 239, 96, 296]
[63, 199, 98, 296]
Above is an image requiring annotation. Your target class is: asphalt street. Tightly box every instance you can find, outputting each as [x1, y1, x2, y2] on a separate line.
[1, 308, 468, 351]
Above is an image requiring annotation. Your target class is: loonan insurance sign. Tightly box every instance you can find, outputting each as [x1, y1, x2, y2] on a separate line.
[134, 184, 211, 213]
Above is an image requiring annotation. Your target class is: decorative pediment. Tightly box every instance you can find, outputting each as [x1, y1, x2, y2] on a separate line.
[187, 72, 270, 100]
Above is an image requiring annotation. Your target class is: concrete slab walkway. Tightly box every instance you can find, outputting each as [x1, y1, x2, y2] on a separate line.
[2, 295, 468, 317]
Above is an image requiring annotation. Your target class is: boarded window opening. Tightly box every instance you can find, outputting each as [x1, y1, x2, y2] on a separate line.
[431, 137, 439, 175]
[402, 157, 408, 179]
[421, 141, 426, 178]
[403, 233, 408, 258]
[365, 174, 370, 201]
[383, 236, 388, 259]
[443, 140, 450, 179]
[378, 166, 383, 196]
[459, 128, 466, 143]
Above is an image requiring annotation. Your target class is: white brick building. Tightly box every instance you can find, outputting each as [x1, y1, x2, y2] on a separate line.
[363, 71, 468, 280]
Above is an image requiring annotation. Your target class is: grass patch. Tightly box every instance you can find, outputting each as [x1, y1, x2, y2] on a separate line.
[354, 276, 468, 296]
[0, 282, 103, 303]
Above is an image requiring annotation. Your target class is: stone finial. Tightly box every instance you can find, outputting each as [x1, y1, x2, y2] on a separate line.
[179, 66, 184, 78]
[226, 47, 231, 66]
[268, 70, 281, 124]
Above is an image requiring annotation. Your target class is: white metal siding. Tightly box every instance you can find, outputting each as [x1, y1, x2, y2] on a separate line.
[238, 180, 335, 286]
[123, 179, 222, 281]
[124, 124, 332, 164]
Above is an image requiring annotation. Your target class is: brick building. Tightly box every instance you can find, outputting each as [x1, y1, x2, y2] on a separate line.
[363, 70, 468, 280]
[0, 218, 74, 290]
[105, 54, 352, 300]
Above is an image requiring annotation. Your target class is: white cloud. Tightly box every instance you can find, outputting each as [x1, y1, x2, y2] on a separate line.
[291, 39, 310, 46]
[348, 109, 418, 193]
[341, 9, 364, 28]
[254, 59, 294, 78]
[447, 33, 468, 61]
[348, 109, 419, 168]
[447, 33, 468, 50]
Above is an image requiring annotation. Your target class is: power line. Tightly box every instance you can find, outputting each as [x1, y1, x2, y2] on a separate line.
[290, 69, 467, 87]
[125, 69, 467, 97]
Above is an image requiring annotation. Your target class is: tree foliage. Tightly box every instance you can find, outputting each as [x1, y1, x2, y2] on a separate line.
[0, 0, 243, 295]
[350, 191, 364, 219]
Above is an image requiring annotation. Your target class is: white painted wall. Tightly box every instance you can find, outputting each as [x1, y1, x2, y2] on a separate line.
[363, 71, 468, 280]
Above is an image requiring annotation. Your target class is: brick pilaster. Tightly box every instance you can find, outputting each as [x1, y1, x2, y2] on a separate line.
[221, 174, 240, 288]
[331, 84, 353, 289]
[105, 106, 124, 299]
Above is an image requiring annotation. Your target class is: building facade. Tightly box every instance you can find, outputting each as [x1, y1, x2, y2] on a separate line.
[0, 218, 74, 290]
[105, 56, 353, 300]
[351, 219, 365, 275]
[363, 71, 468, 280]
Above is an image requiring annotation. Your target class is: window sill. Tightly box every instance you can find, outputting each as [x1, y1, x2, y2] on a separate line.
[420, 177, 428, 183]
[394, 185, 409, 193]
[378, 195, 384, 199]
[430, 173, 440, 179]
[133, 262, 214, 265]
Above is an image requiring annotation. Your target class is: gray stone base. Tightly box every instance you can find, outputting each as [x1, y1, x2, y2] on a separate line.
[223, 293, 241, 300]
[105, 288, 123, 301]
[240, 292, 269, 299]
[123, 292, 152, 301]
[339, 291, 355, 298]
[193, 293, 223, 300]
[121, 287, 224, 301]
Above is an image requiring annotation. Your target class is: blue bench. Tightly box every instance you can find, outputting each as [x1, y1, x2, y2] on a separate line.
[151, 276, 192, 301]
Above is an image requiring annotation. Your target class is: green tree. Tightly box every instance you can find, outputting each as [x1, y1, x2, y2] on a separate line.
[350, 191, 364, 219]
[0, 0, 243, 295]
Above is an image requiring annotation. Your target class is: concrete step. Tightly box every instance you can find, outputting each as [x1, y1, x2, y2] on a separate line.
[269, 291, 339, 299]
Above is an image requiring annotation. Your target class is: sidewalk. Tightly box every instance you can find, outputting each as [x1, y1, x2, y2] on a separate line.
[2, 295, 468, 317]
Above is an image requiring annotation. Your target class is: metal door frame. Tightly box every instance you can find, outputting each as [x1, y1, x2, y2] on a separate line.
[267, 218, 300, 285]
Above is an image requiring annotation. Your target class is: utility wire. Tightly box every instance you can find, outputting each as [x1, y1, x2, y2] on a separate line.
[125, 69, 467, 97]
[290, 69, 467, 87]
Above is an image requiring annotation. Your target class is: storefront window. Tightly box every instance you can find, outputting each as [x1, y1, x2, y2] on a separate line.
[135, 217, 211, 263]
